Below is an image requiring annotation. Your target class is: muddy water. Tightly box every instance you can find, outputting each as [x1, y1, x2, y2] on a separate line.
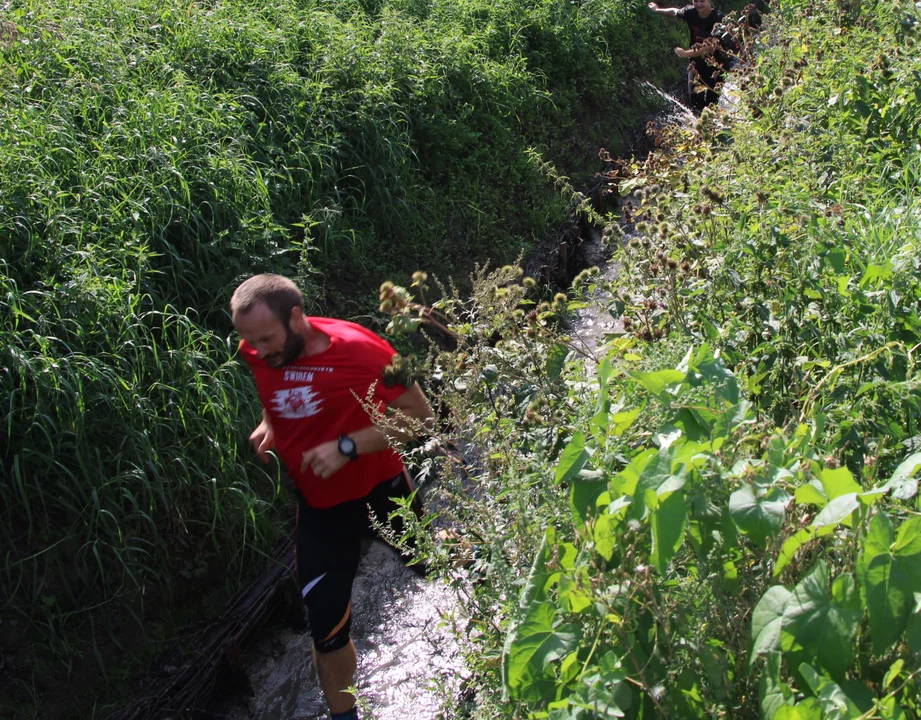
[218, 542, 466, 720]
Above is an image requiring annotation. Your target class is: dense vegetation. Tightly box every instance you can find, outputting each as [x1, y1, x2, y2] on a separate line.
[0, 0, 705, 715]
[383, 0, 921, 716]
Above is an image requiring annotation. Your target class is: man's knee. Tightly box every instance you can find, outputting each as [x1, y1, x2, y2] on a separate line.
[312, 607, 352, 654]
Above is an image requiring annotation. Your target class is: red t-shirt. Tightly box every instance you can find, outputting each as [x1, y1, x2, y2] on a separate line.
[240, 317, 407, 509]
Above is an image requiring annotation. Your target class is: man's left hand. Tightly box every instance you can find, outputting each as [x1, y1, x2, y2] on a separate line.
[674, 47, 691, 58]
[301, 440, 349, 479]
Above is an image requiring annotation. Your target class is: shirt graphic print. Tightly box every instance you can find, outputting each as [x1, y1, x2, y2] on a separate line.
[271, 385, 323, 419]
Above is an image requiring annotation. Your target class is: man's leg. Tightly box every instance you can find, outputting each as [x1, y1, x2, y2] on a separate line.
[295, 491, 363, 717]
[314, 631, 357, 714]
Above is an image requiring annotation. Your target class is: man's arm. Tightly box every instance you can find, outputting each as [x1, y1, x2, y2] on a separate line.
[250, 408, 275, 463]
[675, 43, 715, 59]
[648, 2, 681, 18]
[301, 383, 434, 479]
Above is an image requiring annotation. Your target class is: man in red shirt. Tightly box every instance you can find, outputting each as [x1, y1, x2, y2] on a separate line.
[231, 274, 434, 720]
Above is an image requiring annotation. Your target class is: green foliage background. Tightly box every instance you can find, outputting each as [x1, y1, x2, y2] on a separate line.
[0, 0, 722, 714]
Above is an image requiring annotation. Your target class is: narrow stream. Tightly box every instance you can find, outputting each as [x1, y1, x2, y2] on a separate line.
[216, 543, 466, 720]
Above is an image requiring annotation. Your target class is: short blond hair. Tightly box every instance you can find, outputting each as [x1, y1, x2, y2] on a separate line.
[230, 274, 304, 322]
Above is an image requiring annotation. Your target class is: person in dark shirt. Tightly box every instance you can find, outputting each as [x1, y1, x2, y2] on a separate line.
[649, 0, 725, 110]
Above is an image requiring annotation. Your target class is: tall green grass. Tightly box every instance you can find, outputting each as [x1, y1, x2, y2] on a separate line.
[0, 266, 282, 658]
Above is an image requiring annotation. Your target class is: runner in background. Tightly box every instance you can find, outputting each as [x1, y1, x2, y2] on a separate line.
[648, 0, 725, 110]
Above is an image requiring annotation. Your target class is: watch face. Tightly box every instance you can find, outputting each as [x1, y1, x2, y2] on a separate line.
[339, 435, 357, 459]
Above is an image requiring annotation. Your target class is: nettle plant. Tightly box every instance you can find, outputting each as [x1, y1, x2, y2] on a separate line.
[504, 347, 921, 719]
[380, 269, 921, 718]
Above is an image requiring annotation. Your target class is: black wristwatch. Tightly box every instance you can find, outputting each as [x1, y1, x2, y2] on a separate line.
[337, 435, 359, 461]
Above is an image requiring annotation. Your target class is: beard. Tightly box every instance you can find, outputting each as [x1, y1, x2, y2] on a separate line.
[264, 325, 305, 368]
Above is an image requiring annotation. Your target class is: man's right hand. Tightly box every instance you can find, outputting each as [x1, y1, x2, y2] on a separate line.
[249, 419, 275, 463]
[648, 2, 659, 9]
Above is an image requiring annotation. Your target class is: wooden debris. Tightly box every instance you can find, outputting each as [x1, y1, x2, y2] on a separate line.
[108, 535, 300, 720]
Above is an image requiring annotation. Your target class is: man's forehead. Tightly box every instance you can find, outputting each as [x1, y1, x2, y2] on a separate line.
[234, 301, 280, 327]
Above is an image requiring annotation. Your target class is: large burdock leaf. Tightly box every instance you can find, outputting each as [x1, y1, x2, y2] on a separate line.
[649, 489, 687, 575]
[857, 513, 921, 654]
[781, 561, 861, 682]
[751, 586, 793, 664]
[907, 593, 921, 653]
[503, 601, 580, 702]
[817, 467, 861, 500]
[555, 432, 591, 484]
[628, 368, 686, 398]
[882, 452, 921, 501]
[799, 663, 872, 719]
[521, 529, 554, 609]
[811, 492, 859, 529]
[774, 699, 824, 720]
[759, 652, 791, 719]
[729, 484, 790, 547]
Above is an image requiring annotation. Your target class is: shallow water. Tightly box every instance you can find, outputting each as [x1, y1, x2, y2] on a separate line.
[218, 542, 466, 720]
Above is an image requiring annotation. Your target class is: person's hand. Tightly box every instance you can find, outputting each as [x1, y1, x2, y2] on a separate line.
[249, 419, 275, 463]
[674, 47, 691, 58]
[648, 2, 659, 9]
[301, 439, 349, 479]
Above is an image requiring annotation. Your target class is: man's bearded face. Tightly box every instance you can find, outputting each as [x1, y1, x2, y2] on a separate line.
[264, 322, 305, 368]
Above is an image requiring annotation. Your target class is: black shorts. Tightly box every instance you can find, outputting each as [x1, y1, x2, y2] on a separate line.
[294, 472, 424, 645]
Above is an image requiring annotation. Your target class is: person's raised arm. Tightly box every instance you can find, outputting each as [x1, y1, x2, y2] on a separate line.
[648, 2, 681, 18]
[675, 44, 715, 59]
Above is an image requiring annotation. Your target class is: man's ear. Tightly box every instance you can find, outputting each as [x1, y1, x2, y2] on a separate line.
[289, 305, 306, 331]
